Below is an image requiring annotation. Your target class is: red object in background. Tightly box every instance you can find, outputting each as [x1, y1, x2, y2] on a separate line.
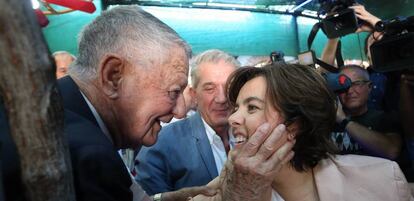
[34, 9, 49, 27]
[45, 0, 96, 13]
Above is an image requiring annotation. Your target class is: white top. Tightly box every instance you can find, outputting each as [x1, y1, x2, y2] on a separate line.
[271, 190, 285, 201]
[202, 118, 234, 174]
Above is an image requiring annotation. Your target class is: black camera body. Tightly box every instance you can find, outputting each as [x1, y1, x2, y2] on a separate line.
[370, 16, 414, 72]
[319, 0, 358, 39]
[270, 51, 285, 64]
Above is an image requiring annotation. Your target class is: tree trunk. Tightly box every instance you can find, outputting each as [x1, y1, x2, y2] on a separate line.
[0, 1, 75, 201]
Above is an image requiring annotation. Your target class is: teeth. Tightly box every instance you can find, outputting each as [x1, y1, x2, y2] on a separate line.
[235, 135, 246, 144]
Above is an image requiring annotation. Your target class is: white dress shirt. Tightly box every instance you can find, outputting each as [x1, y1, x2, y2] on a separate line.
[201, 118, 234, 174]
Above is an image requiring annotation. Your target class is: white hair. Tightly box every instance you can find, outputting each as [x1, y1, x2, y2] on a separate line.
[69, 5, 191, 81]
[52, 51, 76, 60]
[190, 49, 240, 88]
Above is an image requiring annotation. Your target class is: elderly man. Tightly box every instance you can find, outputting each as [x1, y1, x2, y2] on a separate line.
[136, 49, 240, 196]
[52, 51, 76, 79]
[1, 5, 295, 201]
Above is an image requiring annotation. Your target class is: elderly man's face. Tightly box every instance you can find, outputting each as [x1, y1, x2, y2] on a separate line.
[193, 60, 236, 131]
[115, 47, 188, 147]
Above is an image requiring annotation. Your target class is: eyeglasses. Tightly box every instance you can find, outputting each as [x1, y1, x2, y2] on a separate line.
[350, 80, 371, 88]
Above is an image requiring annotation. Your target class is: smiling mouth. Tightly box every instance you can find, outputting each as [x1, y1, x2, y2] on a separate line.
[234, 134, 247, 145]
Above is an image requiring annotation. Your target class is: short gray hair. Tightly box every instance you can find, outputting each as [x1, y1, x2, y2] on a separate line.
[190, 49, 240, 88]
[52, 51, 76, 60]
[69, 5, 191, 81]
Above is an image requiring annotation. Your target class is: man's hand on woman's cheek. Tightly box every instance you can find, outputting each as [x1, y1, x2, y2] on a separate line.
[221, 123, 295, 201]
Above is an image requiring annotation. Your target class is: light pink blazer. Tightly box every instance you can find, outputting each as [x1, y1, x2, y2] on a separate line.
[192, 154, 413, 201]
[313, 155, 413, 201]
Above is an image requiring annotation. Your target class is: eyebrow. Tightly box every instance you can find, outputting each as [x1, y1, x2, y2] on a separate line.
[201, 82, 216, 89]
[243, 96, 265, 105]
[202, 82, 214, 86]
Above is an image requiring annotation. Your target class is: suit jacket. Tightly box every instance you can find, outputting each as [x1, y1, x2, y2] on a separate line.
[136, 112, 218, 195]
[0, 76, 133, 201]
[59, 76, 133, 201]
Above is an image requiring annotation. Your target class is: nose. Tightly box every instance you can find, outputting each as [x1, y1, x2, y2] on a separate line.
[347, 84, 357, 94]
[214, 85, 227, 104]
[172, 93, 186, 119]
[228, 110, 243, 128]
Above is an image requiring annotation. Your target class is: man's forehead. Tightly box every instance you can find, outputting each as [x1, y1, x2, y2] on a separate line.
[342, 68, 365, 78]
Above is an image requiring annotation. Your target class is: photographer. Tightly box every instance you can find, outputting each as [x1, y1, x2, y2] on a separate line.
[321, 4, 414, 183]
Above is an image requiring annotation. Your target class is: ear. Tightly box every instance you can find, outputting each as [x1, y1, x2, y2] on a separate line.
[189, 86, 197, 105]
[286, 121, 299, 141]
[99, 54, 125, 99]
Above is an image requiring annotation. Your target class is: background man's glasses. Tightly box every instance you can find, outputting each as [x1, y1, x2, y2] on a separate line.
[351, 80, 371, 88]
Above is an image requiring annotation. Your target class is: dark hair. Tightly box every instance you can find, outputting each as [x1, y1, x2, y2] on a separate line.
[227, 63, 338, 172]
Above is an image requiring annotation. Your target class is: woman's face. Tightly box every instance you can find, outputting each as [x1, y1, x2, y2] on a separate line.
[229, 76, 285, 144]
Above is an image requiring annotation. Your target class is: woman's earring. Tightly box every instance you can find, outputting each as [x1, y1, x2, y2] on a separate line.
[287, 133, 296, 141]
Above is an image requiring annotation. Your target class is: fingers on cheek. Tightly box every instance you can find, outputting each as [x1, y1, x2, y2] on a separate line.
[267, 141, 295, 167]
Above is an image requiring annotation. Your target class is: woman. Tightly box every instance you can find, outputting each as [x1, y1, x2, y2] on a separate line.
[192, 63, 412, 201]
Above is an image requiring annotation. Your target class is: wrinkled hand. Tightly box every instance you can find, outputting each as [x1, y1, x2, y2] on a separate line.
[161, 186, 217, 201]
[222, 123, 295, 201]
[350, 5, 381, 33]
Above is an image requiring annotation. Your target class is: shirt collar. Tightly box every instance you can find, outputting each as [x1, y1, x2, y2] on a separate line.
[201, 117, 234, 147]
[80, 91, 113, 144]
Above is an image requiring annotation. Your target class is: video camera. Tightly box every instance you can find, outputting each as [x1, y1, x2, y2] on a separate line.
[370, 16, 414, 72]
[323, 72, 352, 94]
[319, 0, 359, 39]
[270, 51, 285, 64]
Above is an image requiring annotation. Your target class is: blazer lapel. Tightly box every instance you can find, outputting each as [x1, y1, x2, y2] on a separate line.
[57, 76, 98, 126]
[189, 112, 219, 179]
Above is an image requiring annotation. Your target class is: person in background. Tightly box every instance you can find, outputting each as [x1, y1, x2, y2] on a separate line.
[52, 51, 76, 79]
[321, 4, 413, 182]
[332, 65, 402, 159]
[136, 49, 240, 196]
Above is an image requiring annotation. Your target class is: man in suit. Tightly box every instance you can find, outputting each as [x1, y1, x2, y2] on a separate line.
[136, 50, 240, 195]
[1, 5, 295, 201]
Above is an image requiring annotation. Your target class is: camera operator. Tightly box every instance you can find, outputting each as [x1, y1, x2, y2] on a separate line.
[320, 5, 414, 183]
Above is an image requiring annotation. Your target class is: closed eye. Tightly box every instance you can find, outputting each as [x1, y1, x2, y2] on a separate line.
[168, 90, 181, 100]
